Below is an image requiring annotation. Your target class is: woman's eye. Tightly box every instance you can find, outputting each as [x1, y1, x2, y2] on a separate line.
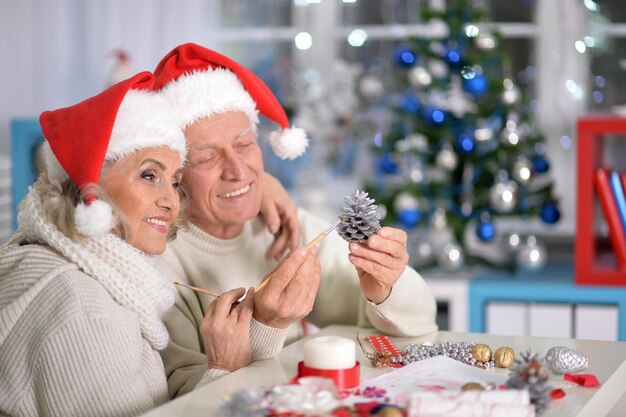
[172, 179, 181, 189]
[141, 171, 157, 182]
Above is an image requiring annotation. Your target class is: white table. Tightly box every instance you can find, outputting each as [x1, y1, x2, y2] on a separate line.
[142, 325, 626, 417]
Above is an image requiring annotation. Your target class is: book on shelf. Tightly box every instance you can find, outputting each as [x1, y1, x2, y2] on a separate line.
[609, 171, 626, 234]
[594, 168, 626, 269]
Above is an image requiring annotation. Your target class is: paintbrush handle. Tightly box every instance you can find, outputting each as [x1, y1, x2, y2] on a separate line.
[255, 231, 327, 293]
[174, 281, 221, 298]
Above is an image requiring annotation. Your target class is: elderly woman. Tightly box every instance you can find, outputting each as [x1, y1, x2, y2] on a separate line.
[152, 43, 438, 398]
[0, 72, 309, 417]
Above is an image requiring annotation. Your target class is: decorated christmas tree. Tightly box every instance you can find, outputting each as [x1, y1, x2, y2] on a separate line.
[365, 0, 560, 271]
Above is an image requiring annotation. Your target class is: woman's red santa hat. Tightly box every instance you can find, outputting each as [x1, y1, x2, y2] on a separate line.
[153, 42, 309, 160]
[39, 71, 187, 237]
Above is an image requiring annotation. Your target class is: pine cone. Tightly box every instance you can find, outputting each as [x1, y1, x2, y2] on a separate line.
[506, 349, 552, 414]
[338, 190, 381, 243]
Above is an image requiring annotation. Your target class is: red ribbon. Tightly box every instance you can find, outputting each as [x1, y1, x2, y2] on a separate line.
[550, 388, 566, 399]
[366, 335, 402, 368]
[564, 373, 601, 387]
[296, 361, 361, 390]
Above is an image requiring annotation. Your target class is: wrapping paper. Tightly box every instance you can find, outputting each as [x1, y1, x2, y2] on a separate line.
[401, 389, 534, 417]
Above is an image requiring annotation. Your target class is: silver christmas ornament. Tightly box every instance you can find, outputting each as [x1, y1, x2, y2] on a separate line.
[506, 350, 552, 415]
[504, 231, 523, 252]
[436, 145, 458, 171]
[393, 192, 419, 213]
[544, 346, 589, 375]
[490, 179, 519, 213]
[428, 59, 449, 79]
[399, 341, 494, 369]
[408, 66, 433, 87]
[359, 75, 385, 103]
[502, 79, 521, 105]
[476, 33, 497, 50]
[517, 235, 547, 271]
[437, 242, 464, 271]
[413, 240, 434, 266]
[430, 208, 447, 231]
[338, 190, 381, 242]
[512, 156, 533, 185]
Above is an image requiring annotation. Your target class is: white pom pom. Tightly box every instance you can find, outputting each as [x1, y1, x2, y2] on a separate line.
[269, 126, 309, 160]
[75, 200, 114, 237]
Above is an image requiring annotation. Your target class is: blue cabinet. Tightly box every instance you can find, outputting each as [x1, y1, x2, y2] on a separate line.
[468, 262, 626, 341]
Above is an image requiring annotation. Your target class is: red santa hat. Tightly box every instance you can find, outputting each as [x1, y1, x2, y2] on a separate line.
[153, 42, 308, 160]
[40, 71, 187, 237]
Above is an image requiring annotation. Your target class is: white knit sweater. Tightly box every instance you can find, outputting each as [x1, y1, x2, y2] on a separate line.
[0, 243, 169, 417]
[158, 208, 438, 397]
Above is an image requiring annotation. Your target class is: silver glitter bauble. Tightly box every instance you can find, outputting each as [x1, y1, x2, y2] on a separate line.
[413, 240, 434, 266]
[359, 75, 385, 103]
[408, 66, 433, 87]
[428, 59, 449, 79]
[436, 146, 458, 171]
[512, 156, 533, 185]
[503, 231, 523, 252]
[544, 346, 589, 375]
[476, 33, 497, 50]
[393, 192, 419, 213]
[490, 179, 519, 213]
[437, 242, 464, 271]
[338, 190, 381, 242]
[430, 208, 447, 231]
[517, 236, 547, 271]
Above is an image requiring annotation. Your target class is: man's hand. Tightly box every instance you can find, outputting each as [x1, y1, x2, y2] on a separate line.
[347, 227, 409, 304]
[201, 287, 254, 372]
[254, 247, 321, 329]
[259, 173, 301, 261]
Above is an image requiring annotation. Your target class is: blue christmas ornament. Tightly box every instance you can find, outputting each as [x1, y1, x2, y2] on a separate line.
[378, 153, 398, 174]
[463, 74, 488, 96]
[393, 45, 417, 68]
[397, 208, 421, 228]
[476, 219, 496, 242]
[402, 92, 420, 114]
[423, 106, 446, 126]
[533, 155, 550, 173]
[456, 134, 475, 154]
[445, 48, 462, 65]
[540, 202, 561, 224]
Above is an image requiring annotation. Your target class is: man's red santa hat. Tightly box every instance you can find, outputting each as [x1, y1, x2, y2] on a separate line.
[40, 71, 187, 237]
[153, 42, 308, 160]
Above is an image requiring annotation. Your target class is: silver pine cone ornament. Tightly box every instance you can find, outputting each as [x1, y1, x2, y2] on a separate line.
[544, 346, 589, 375]
[338, 190, 381, 243]
[506, 349, 552, 415]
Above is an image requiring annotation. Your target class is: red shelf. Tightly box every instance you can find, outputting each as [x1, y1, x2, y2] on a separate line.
[575, 117, 626, 286]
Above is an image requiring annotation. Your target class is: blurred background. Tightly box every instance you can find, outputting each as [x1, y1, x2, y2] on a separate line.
[2, 0, 626, 346]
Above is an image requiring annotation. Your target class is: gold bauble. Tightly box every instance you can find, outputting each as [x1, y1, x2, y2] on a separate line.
[376, 406, 404, 417]
[461, 382, 485, 391]
[471, 344, 492, 362]
[494, 346, 515, 368]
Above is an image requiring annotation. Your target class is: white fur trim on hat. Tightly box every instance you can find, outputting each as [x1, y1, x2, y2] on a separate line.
[42, 141, 69, 183]
[269, 126, 309, 160]
[108, 89, 187, 163]
[75, 199, 115, 236]
[160, 68, 259, 130]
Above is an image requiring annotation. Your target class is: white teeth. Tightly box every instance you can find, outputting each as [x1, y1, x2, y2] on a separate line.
[145, 218, 167, 226]
[220, 184, 250, 198]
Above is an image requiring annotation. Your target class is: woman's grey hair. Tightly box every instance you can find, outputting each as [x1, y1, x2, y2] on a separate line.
[23, 170, 188, 244]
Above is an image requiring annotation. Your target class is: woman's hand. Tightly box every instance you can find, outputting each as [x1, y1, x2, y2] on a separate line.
[260, 172, 301, 261]
[347, 227, 409, 304]
[200, 287, 254, 372]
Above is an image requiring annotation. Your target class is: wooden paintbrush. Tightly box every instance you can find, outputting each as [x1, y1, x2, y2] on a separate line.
[255, 219, 342, 293]
[174, 281, 221, 298]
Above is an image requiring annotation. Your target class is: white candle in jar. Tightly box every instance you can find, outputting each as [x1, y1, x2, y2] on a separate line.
[303, 336, 356, 370]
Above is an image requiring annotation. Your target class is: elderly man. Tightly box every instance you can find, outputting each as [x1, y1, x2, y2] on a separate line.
[154, 43, 438, 397]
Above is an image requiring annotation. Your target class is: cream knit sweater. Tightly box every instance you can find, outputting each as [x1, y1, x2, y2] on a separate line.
[158, 208, 438, 397]
[0, 243, 169, 417]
